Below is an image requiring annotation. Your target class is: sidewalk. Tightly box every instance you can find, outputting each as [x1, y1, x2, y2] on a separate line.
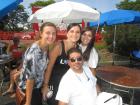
[0, 69, 16, 105]
[0, 95, 15, 105]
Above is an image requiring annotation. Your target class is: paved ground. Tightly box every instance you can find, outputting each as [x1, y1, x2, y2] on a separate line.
[0, 96, 15, 105]
[0, 82, 16, 105]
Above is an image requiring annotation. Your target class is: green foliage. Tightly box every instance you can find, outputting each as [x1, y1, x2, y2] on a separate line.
[116, 0, 140, 11]
[0, 5, 29, 31]
[104, 24, 140, 56]
[95, 43, 108, 50]
[101, 26, 114, 52]
[30, 0, 55, 7]
[102, 0, 140, 56]
[18, 4, 25, 10]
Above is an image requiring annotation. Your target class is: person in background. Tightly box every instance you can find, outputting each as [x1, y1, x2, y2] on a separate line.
[42, 23, 81, 105]
[79, 27, 98, 75]
[2, 64, 22, 97]
[1, 37, 26, 97]
[2, 37, 25, 97]
[18, 22, 57, 105]
[7, 36, 26, 68]
[56, 48, 97, 105]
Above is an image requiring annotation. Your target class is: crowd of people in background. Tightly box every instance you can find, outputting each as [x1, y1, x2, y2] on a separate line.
[1, 22, 100, 105]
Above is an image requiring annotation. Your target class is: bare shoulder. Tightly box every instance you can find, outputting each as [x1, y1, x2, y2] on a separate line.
[50, 41, 62, 56]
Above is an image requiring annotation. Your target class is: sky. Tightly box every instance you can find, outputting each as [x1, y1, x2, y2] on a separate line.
[21, 0, 124, 14]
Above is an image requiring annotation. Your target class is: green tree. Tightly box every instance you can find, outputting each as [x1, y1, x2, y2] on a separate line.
[104, 0, 140, 56]
[29, 0, 55, 31]
[0, 5, 30, 31]
[116, 0, 140, 11]
[30, 0, 55, 7]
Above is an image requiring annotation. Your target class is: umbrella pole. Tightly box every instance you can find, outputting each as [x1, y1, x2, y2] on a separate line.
[112, 25, 117, 65]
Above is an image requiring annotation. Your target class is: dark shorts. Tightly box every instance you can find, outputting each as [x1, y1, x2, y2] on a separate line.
[23, 88, 42, 105]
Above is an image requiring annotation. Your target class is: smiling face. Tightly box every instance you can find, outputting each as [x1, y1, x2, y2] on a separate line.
[40, 26, 56, 45]
[67, 26, 81, 43]
[40, 22, 57, 46]
[81, 30, 93, 46]
[68, 51, 83, 73]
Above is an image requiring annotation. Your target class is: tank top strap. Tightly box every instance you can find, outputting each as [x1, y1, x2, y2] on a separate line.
[61, 41, 66, 55]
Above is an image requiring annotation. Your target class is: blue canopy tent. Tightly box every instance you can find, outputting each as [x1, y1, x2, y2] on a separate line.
[89, 9, 140, 64]
[0, 0, 23, 20]
[89, 9, 140, 26]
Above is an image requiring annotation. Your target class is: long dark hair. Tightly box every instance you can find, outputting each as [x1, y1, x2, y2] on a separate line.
[67, 23, 81, 32]
[80, 27, 95, 61]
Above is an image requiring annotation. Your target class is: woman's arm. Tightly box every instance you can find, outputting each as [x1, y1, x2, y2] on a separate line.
[90, 67, 96, 76]
[24, 46, 37, 105]
[88, 48, 99, 76]
[25, 79, 35, 105]
[90, 68, 101, 94]
[42, 43, 61, 100]
[96, 84, 101, 95]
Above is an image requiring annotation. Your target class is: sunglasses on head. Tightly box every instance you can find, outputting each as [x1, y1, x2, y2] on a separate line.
[69, 57, 82, 62]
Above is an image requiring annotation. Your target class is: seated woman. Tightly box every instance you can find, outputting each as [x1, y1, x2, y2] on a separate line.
[2, 64, 22, 97]
[7, 36, 26, 68]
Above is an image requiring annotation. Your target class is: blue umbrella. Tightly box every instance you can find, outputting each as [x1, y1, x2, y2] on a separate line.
[89, 9, 140, 26]
[0, 0, 23, 20]
[89, 9, 140, 65]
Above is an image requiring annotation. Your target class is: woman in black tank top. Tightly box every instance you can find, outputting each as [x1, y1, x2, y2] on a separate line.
[42, 23, 81, 105]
